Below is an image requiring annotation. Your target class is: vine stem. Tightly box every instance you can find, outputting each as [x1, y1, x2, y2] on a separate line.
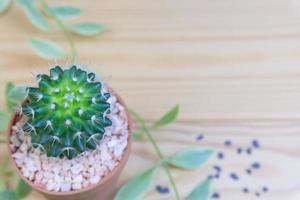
[0, 138, 6, 144]
[130, 110, 181, 200]
[39, 0, 78, 63]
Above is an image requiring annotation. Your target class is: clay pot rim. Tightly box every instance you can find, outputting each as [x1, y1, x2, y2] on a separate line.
[7, 89, 132, 196]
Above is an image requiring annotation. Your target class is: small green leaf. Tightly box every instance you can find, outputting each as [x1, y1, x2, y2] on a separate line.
[6, 82, 26, 112]
[154, 104, 179, 128]
[0, 112, 9, 133]
[0, 0, 12, 14]
[28, 38, 66, 59]
[69, 23, 106, 36]
[186, 178, 212, 200]
[168, 149, 213, 170]
[114, 167, 158, 200]
[15, 179, 31, 198]
[16, 0, 51, 31]
[50, 6, 81, 20]
[0, 191, 19, 200]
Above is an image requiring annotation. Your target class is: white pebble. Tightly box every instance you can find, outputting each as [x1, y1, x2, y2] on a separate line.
[60, 183, 72, 192]
[35, 172, 44, 181]
[73, 174, 83, 183]
[62, 161, 71, 171]
[90, 175, 101, 184]
[52, 165, 61, 175]
[107, 140, 118, 148]
[71, 164, 84, 175]
[72, 183, 82, 190]
[114, 147, 124, 157]
[47, 180, 56, 191]
[44, 171, 54, 179]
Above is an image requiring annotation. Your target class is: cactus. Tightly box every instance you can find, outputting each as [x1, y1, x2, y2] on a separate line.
[21, 65, 112, 159]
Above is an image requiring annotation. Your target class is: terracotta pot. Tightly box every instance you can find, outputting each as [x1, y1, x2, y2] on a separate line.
[7, 90, 132, 200]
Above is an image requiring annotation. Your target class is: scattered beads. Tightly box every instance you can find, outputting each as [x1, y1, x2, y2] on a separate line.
[196, 137, 267, 198]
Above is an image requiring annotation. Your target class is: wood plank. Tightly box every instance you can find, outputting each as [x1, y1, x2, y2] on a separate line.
[1, 0, 300, 199]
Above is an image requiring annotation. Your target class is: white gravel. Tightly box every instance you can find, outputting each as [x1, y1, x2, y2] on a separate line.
[9, 89, 129, 192]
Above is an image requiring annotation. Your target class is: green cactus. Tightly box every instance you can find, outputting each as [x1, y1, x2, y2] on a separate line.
[21, 65, 112, 159]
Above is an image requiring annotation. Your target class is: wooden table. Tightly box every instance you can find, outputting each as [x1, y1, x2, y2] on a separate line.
[1, 0, 300, 199]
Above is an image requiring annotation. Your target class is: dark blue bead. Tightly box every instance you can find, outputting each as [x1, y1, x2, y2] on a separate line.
[212, 192, 220, 199]
[162, 187, 170, 194]
[243, 187, 249, 193]
[196, 134, 204, 141]
[255, 192, 261, 197]
[214, 174, 220, 179]
[156, 185, 162, 192]
[246, 148, 252, 155]
[224, 140, 232, 146]
[230, 173, 239, 181]
[252, 140, 260, 148]
[262, 186, 269, 193]
[213, 165, 222, 172]
[217, 152, 225, 160]
[252, 162, 261, 169]
[155, 185, 170, 194]
[246, 169, 252, 175]
[237, 148, 243, 154]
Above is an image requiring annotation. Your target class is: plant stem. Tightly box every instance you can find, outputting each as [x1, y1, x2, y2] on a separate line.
[39, 0, 78, 63]
[130, 110, 181, 200]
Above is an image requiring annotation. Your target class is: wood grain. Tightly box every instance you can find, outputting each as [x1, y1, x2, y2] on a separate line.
[1, 0, 300, 199]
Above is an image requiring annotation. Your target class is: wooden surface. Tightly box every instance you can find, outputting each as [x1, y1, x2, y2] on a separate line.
[1, 0, 300, 199]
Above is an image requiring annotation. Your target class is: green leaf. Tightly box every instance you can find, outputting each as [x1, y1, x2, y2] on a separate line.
[16, 0, 51, 31]
[6, 82, 26, 112]
[114, 167, 157, 200]
[154, 104, 179, 128]
[50, 6, 81, 20]
[168, 149, 213, 170]
[0, 112, 9, 133]
[0, 0, 11, 14]
[69, 23, 106, 36]
[186, 178, 212, 200]
[0, 191, 19, 200]
[15, 179, 31, 198]
[28, 38, 66, 59]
